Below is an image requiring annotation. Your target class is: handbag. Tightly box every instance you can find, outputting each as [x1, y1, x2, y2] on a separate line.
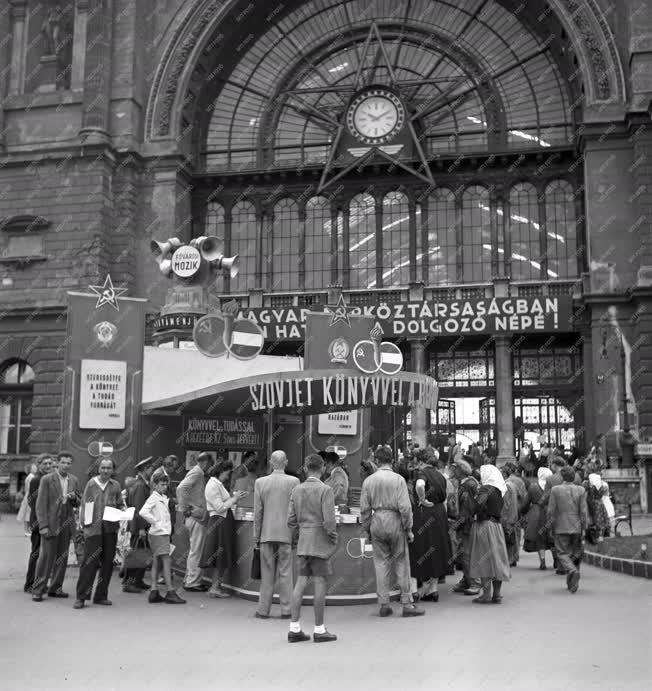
[123, 536, 153, 571]
[250, 547, 261, 580]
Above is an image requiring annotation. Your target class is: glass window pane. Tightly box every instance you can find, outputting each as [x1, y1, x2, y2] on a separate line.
[305, 197, 333, 290]
[2, 363, 19, 384]
[272, 199, 300, 291]
[428, 189, 457, 285]
[461, 186, 492, 283]
[349, 194, 377, 289]
[381, 192, 411, 287]
[509, 183, 541, 280]
[230, 201, 257, 292]
[545, 180, 578, 279]
[0, 402, 10, 454]
[204, 202, 226, 255]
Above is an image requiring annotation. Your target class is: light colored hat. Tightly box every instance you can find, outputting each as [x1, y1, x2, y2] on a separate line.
[134, 456, 154, 470]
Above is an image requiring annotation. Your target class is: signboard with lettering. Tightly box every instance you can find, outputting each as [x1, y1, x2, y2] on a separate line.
[152, 314, 202, 332]
[79, 360, 127, 429]
[318, 411, 358, 436]
[183, 416, 264, 450]
[237, 296, 574, 341]
[635, 443, 652, 457]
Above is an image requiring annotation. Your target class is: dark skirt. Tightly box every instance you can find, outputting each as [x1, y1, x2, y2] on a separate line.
[469, 519, 511, 580]
[200, 511, 235, 575]
[523, 504, 552, 552]
[409, 502, 452, 582]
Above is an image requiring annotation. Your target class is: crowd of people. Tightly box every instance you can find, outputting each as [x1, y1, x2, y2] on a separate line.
[18, 437, 613, 641]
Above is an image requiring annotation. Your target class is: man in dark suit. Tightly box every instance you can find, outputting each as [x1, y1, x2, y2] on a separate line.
[548, 465, 589, 594]
[32, 452, 80, 601]
[123, 456, 155, 593]
[253, 450, 299, 619]
[286, 454, 338, 643]
[23, 454, 54, 593]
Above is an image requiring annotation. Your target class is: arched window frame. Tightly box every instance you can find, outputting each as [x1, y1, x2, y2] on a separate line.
[381, 191, 412, 288]
[0, 359, 34, 456]
[229, 200, 258, 293]
[508, 182, 542, 281]
[544, 179, 579, 280]
[347, 192, 378, 290]
[427, 188, 458, 285]
[271, 198, 301, 292]
[461, 185, 493, 284]
[304, 196, 334, 291]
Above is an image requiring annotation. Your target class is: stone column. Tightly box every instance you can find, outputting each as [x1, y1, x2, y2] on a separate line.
[411, 339, 428, 448]
[8, 0, 28, 95]
[71, 0, 89, 91]
[79, 0, 112, 144]
[495, 335, 514, 466]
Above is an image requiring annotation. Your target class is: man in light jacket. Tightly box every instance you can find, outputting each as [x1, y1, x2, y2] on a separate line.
[176, 452, 213, 592]
[253, 450, 299, 619]
[548, 465, 589, 594]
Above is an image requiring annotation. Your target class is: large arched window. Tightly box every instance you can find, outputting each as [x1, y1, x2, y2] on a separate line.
[348, 193, 376, 290]
[272, 199, 300, 291]
[382, 192, 411, 287]
[461, 186, 492, 283]
[545, 180, 578, 279]
[509, 183, 541, 280]
[428, 189, 458, 285]
[305, 197, 332, 290]
[0, 360, 34, 455]
[204, 201, 225, 255]
[230, 201, 257, 293]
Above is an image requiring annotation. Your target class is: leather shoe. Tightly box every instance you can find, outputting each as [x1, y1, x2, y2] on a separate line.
[568, 571, 580, 594]
[379, 605, 393, 617]
[93, 599, 112, 606]
[148, 590, 164, 604]
[313, 631, 337, 643]
[451, 582, 467, 593]
[183, 585, 209, 593]
[123, 585, 142, 594]
[255, 612, 270, 619]
[163, 591, 186, 604]
[280, 614, 291, 619]
[288, 631, 311, 643]
[402, 605, 425, 617]
[463, 589, 480, 596]
[73, 599, 85, 609]
[48, 591, 69, 598]
[472, 595, 493, 604]
[23, 585, 32, 594]
[32, 594, 43, 602]
[491, 596, 503, 604]
[136, 581, 151, 590]
[421, 592, 439, 602]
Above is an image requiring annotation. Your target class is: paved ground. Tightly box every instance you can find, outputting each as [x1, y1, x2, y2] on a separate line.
[0, 517, 650, 691]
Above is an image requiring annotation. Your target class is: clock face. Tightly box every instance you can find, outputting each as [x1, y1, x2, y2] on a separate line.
[346, 89, 406, 145]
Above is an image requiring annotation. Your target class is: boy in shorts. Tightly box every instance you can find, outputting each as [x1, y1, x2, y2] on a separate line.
[139, 469, 186, 604]
[287, 454, 338, 643]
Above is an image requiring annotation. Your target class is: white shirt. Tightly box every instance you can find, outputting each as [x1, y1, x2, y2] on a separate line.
[205, 477, 237, 517]
[139, 491, 172, 536]
[58, 472, 69, 499]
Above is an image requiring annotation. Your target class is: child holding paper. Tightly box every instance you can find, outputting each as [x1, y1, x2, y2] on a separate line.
[139, 469, 186, 604]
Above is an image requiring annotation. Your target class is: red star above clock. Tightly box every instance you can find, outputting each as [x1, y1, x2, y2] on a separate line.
[282, 23, 440, 192]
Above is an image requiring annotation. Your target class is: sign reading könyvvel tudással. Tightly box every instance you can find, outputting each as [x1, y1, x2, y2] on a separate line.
[183, 416, 264, 450]
[79, 360, 127, 429]
[237, 296, 573, 341]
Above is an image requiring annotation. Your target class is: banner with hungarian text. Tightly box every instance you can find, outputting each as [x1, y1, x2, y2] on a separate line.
[236, 296, 573, 341]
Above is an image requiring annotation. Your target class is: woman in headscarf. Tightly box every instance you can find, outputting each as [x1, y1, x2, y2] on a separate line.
[468, 464, 511, 604]
[408, 449, 452, 602]
[584, 473, 611, 545]
[522, 467, 554, 569]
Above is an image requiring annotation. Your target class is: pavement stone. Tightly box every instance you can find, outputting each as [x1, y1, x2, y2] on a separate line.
[0, 517, 650, 691]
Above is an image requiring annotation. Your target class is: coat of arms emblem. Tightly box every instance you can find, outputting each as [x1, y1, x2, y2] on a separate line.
[94, 321, 118, 348]
[328, 337, 350, 364]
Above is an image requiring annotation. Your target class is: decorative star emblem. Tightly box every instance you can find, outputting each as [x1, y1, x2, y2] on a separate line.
[88, 274, 127, 311]
[325, 294, 352, 328]
[283, 23, 439, 193]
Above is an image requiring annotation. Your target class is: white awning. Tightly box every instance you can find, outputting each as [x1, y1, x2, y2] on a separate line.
[142, 346, 302, 408]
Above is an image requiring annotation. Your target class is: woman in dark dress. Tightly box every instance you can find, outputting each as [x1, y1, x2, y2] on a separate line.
[409, 450, 452, 602]
[523, 467, 554, 569]
[469, 464, 511, 604]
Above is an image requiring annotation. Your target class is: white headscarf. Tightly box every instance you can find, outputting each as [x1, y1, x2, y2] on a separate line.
[588, 473, 602, 491]
[537, 467, 553, 490]
[480, 464, 507, 496]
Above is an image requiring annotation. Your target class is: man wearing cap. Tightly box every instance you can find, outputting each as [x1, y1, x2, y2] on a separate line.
[123, 456, 155, 593]
[450, 459, 481, 595]
[360, 446, 424, 618]
[176, 452, 213, 592]
[324, 452, 349, 506]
